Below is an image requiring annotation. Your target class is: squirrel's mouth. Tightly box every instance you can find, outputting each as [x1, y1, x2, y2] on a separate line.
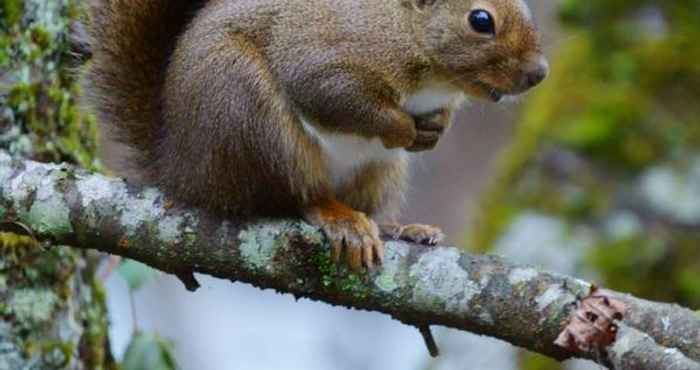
[472, 80, 504, 102]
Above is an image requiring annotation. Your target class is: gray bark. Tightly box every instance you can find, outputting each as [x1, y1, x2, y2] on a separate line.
[609, 325, 700, 370]
[1, 151, 698, 369]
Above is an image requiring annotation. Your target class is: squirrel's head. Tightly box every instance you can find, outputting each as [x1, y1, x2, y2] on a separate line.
[407, 0, 548, 101]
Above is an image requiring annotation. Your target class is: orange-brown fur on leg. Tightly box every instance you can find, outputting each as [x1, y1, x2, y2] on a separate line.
[337, 159, 446, 248]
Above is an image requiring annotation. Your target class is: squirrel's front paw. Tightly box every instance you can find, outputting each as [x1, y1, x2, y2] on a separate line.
[406, 109, 451, 152]
[381, 223, 445, 246]
[304, 200, 384, 271]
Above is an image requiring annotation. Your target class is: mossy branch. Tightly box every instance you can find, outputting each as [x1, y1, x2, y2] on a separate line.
[1, 151, 699, 370]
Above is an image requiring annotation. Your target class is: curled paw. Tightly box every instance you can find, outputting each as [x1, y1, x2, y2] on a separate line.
[407, 109, 451, 152]
[381, 223, 445, 246]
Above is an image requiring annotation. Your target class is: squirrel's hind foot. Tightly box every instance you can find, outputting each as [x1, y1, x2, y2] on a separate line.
[380, 223, 445, 246]
[304, 199, 384, 271]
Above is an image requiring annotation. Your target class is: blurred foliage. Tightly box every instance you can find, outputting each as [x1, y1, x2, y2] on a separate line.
[119, 260, 159, 291]
[117, 261, 175, 369]
[122, 333, 178, 370]
[474, 0, 700, 307]
[471, 2, 700, 367]
[519, 351, 563, 370]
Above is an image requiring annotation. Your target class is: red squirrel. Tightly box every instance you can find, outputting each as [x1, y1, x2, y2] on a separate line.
[82, 0, 548, 270]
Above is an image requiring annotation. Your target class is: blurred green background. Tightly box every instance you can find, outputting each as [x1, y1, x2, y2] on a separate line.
[475, 0, 700, 309]
[470, 2, 700, 368]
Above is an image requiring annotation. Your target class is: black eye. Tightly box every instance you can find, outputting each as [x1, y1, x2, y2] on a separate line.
[469, 9, 495, 35]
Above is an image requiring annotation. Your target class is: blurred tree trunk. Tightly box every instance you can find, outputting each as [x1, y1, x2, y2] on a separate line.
[0, 1, 115, 369]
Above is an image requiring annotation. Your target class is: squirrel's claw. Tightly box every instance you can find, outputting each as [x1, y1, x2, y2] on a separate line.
[381, 223, 445, 246]
[305, 200, 384, 271]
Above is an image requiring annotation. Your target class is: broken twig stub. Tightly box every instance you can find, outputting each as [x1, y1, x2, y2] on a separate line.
[554, 287, 626, 354]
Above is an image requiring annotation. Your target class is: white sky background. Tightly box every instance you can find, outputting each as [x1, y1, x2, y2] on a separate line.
[106, 272, 526, 370]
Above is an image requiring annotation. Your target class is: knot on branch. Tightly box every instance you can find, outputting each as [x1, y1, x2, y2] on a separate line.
[555, 287, 627, 353]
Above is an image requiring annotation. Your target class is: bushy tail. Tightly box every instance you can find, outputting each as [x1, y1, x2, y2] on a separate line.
[82, 0, 204, 167]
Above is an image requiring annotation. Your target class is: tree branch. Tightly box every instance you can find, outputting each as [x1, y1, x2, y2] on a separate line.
[1, 151, 699, 369]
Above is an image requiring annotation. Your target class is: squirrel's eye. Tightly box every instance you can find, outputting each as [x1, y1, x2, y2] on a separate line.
[468, 9, 495, 35]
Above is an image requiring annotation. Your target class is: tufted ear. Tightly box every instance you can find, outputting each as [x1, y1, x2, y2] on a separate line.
[401, 0, 440, 11]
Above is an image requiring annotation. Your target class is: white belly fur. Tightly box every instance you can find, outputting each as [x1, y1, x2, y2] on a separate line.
[401, 82, 467, 116]
[300, 119, 404, 189]
[301, 81, 467, 190]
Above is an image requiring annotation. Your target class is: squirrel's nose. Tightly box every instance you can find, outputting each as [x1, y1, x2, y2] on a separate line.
[525, 57, 549, 88]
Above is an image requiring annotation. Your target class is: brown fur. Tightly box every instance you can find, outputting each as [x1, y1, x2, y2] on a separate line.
[82, 0, 546, 269]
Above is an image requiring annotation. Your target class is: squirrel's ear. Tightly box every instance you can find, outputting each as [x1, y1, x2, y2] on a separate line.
[401, 0, 440, 11]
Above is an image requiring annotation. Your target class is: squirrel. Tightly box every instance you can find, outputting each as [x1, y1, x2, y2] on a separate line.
[82, 0, 548, 271]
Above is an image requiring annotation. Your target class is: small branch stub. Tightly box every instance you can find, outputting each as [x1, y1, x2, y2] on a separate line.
[176, 270, 201, 292]
[555, 287, 626, 353]
[418, 325, 440, 358]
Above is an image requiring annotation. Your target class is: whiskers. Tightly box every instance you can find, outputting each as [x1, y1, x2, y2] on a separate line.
[500, 94, 524, 104]
[542, 32, 585, 54]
